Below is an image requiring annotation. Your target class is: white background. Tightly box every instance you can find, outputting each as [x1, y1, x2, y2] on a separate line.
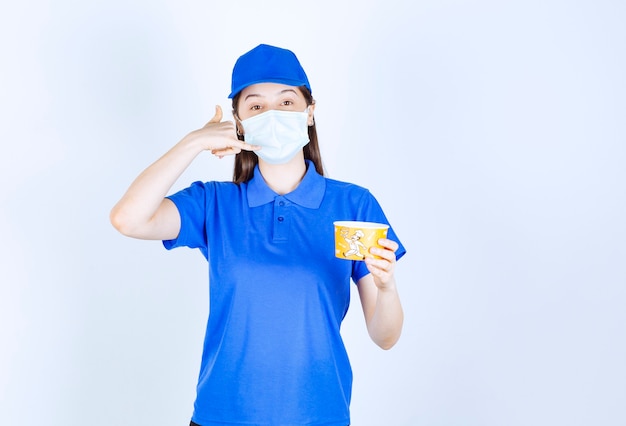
[1, 0, 625, 425]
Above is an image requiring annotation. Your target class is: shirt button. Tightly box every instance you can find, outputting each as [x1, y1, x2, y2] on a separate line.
[279, 201, 285, 206]
[277, 216, 284, 222]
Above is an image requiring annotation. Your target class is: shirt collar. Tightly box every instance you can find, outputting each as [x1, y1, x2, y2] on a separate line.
[247, 160, 326, 209]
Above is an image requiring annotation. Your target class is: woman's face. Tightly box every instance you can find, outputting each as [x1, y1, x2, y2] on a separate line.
[236, 82, 315, 122]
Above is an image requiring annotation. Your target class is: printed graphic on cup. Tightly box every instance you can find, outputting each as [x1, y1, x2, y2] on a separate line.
[334, 221, 389, 261]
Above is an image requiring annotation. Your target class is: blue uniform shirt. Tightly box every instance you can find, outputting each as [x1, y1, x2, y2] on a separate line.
[164, 161, 405, 426]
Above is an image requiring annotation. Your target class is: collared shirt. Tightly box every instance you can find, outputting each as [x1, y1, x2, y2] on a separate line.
[164, 161, 405, 426]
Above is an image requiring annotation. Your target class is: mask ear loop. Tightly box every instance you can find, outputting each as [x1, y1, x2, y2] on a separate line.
[233, 112, 244, 138]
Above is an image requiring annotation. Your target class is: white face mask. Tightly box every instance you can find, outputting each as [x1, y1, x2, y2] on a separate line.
[240, 108, 310, 164]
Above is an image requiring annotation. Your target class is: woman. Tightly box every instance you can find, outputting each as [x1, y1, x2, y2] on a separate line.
[110, 44, 406, 426]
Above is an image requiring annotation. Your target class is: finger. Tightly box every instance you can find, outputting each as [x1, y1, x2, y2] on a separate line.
[378, 238, 399, 252]
[364, 259, 393, 281]
[206, 105, 223, 125]
[369, 245, 396, 263]
[366, 256, 395, 276]
[224, 140, 261, 152]
[211, 147, 241, 156]
[210, 140, 261, 157]
[240, 141, 261, 151]
[365, 256, 385, 269]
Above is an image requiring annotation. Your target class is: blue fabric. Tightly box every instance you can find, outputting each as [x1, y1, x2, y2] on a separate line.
[164, 161, 405, 426]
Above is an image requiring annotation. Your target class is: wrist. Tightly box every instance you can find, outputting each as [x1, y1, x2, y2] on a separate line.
[376, 278, 398, 294]
[180, 131, 208, 153]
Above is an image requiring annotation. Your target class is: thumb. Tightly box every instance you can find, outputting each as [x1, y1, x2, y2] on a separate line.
[206, 105, 223, 125]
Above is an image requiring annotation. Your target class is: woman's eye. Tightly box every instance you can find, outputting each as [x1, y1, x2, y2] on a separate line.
[281, 100, 293, 106]
[251, 105, 262, 111]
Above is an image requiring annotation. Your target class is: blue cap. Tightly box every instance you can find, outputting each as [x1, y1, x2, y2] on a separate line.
[228, 44, 311, 99]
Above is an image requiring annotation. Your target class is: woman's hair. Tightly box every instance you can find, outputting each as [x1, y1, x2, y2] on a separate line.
[231, 86, 324, 184]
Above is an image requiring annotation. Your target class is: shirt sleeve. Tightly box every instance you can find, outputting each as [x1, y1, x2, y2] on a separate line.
[162, 181, 211, 259]
[351, 190, 406, 283]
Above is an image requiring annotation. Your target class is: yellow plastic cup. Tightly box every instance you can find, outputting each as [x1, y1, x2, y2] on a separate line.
[334, 221, 389, 261]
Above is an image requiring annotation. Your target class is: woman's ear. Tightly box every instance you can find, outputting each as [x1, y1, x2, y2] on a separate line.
[233, 112, 244, 135]
[307, 101, 316, 126]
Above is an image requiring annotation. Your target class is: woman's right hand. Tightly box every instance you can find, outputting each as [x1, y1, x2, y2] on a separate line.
[111, 105, 259, 240]
[187, 105, 260, 158]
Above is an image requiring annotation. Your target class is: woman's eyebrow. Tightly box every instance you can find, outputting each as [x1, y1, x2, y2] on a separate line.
[279, 89, 298, 95]
[244, 93, 263, 101]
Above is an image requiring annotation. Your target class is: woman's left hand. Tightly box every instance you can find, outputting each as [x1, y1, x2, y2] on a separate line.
[364, 238, 399, 290]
